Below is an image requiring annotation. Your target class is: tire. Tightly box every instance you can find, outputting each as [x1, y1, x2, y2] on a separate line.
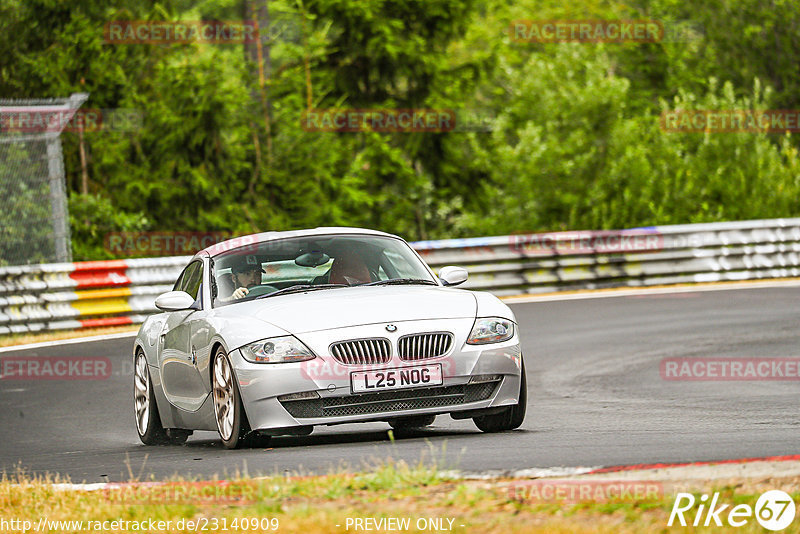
[389, 415, 436, 430]
[473, 361, 527, 433]
[212, 347, 264, 449]
[134, 351, 189, 445]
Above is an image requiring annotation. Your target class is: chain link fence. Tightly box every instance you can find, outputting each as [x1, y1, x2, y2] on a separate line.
[0, 93, 87, 266]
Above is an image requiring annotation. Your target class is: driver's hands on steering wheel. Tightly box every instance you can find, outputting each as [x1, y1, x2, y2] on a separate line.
[232, 287, 249, 299]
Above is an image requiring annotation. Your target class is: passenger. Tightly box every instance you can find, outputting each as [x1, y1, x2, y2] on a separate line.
[328, 251, 372, 285]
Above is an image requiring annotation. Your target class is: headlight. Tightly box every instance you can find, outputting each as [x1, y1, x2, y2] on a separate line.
[240, 336, 316, 364]
[467, 317, 515, 345]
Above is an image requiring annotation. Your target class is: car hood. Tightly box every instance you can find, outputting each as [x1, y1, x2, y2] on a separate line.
[213, 285, 477, 336]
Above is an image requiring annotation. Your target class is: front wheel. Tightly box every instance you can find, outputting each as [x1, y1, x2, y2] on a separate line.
[212, 347, 259, 449]
[473, 361, 527, 433]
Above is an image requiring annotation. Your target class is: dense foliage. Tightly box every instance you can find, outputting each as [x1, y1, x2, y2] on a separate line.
[1, 0, 799, 259]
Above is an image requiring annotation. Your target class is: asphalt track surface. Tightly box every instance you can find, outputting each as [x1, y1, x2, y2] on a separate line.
[2, 286, 799, 482]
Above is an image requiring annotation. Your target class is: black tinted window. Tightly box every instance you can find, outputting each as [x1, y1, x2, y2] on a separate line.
[175, 261, 203, 300]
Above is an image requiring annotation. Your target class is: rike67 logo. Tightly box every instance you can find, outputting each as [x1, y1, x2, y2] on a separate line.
[669, 490, 796, 531]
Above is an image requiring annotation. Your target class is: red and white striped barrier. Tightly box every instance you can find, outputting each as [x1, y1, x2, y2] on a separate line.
[0, 257, 187, 334]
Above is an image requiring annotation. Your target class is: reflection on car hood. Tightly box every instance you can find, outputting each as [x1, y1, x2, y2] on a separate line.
[215, 286, 477, 334]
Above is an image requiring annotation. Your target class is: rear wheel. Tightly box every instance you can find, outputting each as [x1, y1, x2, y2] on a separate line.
[473, 361, 527, 433]
[213, 348, 268, 449]
[389, 415, 436, 430]
[134, 352, 189, 445]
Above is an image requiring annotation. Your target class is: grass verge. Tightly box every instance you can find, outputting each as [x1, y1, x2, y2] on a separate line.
[3, 462, 798, 533]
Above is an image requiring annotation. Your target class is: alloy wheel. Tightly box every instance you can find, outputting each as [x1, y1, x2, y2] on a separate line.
[134, 353, 150, 436]
[213, 351, 235, 441]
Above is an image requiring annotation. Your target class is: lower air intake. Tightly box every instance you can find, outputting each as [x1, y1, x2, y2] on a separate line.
[280, 381, 499, 419]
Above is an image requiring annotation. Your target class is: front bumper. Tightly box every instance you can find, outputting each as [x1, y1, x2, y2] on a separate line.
[230, 318, 524, 431]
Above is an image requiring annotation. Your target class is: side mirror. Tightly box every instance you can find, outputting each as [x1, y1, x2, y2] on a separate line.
[155, 291, 197, 312]
[438, 266, 468, 287]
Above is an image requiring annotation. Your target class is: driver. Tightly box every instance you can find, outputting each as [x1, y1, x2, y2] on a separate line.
[226, 260, 265, 300]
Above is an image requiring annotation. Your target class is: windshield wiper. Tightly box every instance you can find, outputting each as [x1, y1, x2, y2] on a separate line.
[362, 278, 438, 286]
[254, 283, 347, 299]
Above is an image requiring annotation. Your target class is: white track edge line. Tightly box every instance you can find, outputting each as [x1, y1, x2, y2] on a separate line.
[20, 467, 602, 490]
[0, 331, 138, 353]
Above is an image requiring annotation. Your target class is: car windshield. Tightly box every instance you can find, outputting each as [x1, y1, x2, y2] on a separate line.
[211, 234, 436, 307]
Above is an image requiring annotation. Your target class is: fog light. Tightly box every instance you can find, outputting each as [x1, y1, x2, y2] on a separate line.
[469, 374, 502, 384]
[278, 391, 320, 402]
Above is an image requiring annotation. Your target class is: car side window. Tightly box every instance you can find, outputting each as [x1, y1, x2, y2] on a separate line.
[172, 266, 188, 292]
[175, 261, 203, 301]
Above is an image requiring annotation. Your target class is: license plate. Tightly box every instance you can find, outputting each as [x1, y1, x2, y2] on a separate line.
[351, 364, 443, 394]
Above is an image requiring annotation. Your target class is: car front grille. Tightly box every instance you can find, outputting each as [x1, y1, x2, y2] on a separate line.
[329, 338, 391, 365]
[397, 332, 453, 361]
[280, 381, 499, 419]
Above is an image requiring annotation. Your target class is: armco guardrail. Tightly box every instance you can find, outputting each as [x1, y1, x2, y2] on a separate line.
[414, 218, 800, 295]
[2, 218, 800, 334]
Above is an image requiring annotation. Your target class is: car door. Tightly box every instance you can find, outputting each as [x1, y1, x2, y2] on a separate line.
[159, 259, 210, 412]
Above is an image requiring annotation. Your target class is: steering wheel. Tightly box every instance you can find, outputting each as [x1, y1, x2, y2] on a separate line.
[368, 267, 380, 282]
[245, 285, 278, 298]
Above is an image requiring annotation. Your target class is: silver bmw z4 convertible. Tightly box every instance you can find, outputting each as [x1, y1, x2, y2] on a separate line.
[133, 227, 527, 448]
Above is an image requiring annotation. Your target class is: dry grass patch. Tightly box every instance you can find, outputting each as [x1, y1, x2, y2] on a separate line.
[5, 463, 799, 533]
